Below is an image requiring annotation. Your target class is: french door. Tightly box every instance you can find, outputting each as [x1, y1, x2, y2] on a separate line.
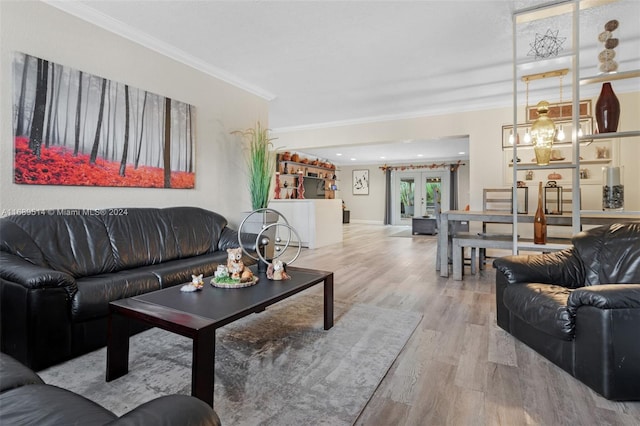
[394, 170, 450, 225]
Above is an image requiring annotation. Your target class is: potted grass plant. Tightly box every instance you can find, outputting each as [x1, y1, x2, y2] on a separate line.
[233, 122, 276, 210]
[233, 122, 278, 258]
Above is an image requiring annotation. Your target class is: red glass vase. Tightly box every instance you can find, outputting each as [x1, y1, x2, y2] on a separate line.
[595, 82, 620, 133]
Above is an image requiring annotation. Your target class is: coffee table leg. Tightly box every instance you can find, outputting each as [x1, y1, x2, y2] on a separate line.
[324, 273, 334, 330]
[192, 328, 215, 407]
[106, 310, 129, 381]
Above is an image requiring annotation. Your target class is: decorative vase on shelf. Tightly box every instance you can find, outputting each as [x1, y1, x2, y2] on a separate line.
[534, 181, 547, 245]
[602, 166, 624, 211]
[530, 101, 556, 166]
[274, 172, 281, 200]
[595, 82, 620, 133]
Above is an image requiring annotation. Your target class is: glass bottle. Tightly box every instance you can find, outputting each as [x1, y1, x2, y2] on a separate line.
[534, 181, 547, 244]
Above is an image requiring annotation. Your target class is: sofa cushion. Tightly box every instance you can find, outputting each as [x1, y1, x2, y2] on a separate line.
[573, 223, 640, 285]
[72, 270, 160, 322]
[149, 252, 229, 288]
[164, 207, 228, 258]
[0, 384, 116, 426]
[503, 283, 575, 340]
[103, 208, 180, 271]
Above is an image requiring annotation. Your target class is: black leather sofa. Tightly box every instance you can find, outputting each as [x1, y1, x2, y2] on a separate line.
[0, 352, 221, 425]
[1, 207, 256, 370]
[493, 223, 640, 401]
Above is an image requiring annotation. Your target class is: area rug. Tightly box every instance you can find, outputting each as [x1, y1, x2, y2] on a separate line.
[40, 294, 422, 425]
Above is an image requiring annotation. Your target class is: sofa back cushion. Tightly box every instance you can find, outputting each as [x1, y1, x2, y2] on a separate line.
[0, 214, 116, 278]
[0, 207, 228, 278]
[163, 207, 227, 258]
[573, 223, 640, 285]
[103, 209, 178, 270]
[101, 207, 227, 271]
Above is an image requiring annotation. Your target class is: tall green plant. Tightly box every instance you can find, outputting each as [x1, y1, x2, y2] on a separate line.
[232, 122, 276, 210]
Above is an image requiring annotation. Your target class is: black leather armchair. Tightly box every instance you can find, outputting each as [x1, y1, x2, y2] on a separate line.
[493, 223, 640, 401]
[0, 352, 221, 425]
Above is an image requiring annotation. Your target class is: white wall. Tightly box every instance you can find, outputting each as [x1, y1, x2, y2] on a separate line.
[274, 107, 509, 220]
[0, 1, 268, 226]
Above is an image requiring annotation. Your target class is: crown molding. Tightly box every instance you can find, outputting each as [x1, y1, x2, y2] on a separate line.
[42, 0, 277, 101]
[272, 97, 512, 134]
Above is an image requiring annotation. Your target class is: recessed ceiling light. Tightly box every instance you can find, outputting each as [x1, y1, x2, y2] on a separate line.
[336, 153, 342, 156]
[458, 151, 466, 155]
[380, 156, 386, 159]
[350, 158, 356, 161]
[417, 154, 424, 157]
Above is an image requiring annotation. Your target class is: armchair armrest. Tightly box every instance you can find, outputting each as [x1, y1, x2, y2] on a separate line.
[111, 395, 221, 426]
[218, 226, 259, 252]
[0, 252, 75, 290]
[492, 248, 584, 288]
[568, 284, 640, 310]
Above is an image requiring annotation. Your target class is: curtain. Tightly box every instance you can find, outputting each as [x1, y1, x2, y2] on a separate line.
[384, 169, 392, 224]
[450, 166, 458, 210]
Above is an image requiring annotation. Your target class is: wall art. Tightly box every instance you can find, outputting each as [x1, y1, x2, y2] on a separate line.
[352, 169, 369, 195]
[12, 52, 195, 188]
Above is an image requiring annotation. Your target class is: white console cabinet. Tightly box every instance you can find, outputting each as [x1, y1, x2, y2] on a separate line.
[268, 199, 343, 249]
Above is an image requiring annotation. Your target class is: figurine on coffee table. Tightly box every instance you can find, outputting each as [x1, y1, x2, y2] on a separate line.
[226, 247, 254, 283]
[267, 259, 290, 281]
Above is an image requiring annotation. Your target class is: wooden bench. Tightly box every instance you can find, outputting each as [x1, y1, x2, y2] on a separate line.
[452, 234, 570, 280]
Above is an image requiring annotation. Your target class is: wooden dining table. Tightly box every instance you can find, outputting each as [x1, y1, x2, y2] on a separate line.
[437, 210, 640, 278]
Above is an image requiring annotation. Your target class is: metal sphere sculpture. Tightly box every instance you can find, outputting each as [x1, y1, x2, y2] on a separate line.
[237, 208, 301, 269]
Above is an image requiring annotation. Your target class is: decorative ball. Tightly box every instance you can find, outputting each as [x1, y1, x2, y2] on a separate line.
[599, 60, 618, 73]
[605, 38, 619, 49]
[604, 19, 619, 32]
[598, 49, 616, 62]
[598, 31, 612, 42]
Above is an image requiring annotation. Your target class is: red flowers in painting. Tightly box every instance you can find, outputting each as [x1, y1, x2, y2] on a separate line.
[14, 137, 194, 188]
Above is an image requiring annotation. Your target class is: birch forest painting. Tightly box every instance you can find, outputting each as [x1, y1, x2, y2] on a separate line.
[12, 52, 195, 188]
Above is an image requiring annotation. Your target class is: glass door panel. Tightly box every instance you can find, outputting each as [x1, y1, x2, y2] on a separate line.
[400, 177, 416, 220]
[423, 177, 441, 217]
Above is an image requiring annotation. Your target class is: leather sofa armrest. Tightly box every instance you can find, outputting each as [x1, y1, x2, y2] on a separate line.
[218, 226, 259, 252]
[0, 252, 75, 289]
[492, 248, 584, 288]
[568, 284, 640, 310]
[110, 395, 221, 426]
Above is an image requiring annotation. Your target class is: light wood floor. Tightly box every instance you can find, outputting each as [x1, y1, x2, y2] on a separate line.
[294, 223, 640, 426]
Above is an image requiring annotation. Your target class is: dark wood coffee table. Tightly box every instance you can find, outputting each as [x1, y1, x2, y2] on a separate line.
[105, 265, 333, 407]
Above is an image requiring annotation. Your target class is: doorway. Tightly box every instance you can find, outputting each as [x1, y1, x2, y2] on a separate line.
[394, 170, 450, 225]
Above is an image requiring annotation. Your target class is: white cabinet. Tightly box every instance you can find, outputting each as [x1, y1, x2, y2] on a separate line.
[268, 199, 343, 249]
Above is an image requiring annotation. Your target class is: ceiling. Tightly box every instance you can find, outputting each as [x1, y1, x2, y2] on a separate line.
[46, 0, 640, 165]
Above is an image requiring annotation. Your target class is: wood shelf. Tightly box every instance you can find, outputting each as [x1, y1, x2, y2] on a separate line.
[279, 160, 337, 173]
[509, 159, 611, 167]
[277, 154, 338, 199]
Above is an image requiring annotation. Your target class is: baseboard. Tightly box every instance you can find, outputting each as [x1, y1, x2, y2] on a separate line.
[348, 219, 385, 225]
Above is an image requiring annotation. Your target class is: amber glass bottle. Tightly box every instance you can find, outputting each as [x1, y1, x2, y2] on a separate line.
[534, 181, 547, 244]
